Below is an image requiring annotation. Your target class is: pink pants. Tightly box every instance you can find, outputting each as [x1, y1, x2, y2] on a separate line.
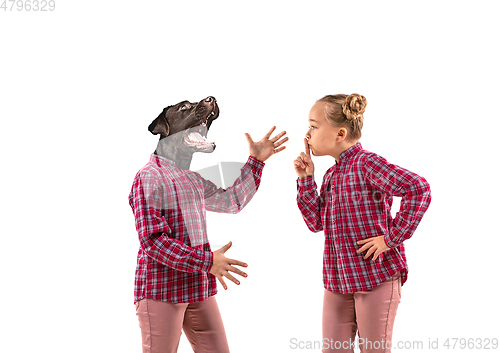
[135, 296, 229, 353]
[322, 272, 401, 353]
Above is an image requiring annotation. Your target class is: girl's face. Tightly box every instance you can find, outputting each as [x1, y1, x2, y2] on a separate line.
[305, 102, 341, 157]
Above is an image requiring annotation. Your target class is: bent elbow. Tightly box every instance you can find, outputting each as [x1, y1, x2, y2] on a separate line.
[414, 177, 432, 210]
[420, 178, 432, 199]
[423, 178, 431, 193]
[412, 176, 431, 197]
[308, 223, 324, 233]
[229, 203, 243, 214]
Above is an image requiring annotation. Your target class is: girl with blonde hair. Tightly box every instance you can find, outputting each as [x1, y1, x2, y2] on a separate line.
[294, 94, 431, 353]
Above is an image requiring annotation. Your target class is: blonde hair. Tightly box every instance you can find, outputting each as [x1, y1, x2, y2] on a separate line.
[317, 93, 367, 141]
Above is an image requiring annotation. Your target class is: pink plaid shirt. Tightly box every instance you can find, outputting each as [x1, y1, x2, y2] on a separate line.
[129, 154, 264, 303]
[297, 143, 431, 293]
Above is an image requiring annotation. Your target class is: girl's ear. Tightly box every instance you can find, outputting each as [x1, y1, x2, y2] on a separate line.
[337, 127, 348, 141]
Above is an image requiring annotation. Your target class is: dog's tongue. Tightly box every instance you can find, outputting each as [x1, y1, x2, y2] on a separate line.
[185, 124, 214, 149]
[188, 132, 206, 143]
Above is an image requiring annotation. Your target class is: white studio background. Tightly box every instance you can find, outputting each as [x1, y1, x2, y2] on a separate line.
[1, 1, 498, 352]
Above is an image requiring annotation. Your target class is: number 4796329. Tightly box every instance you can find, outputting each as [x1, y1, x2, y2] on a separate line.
[443, 338, 498, 350]
[1, 0, 56, 11]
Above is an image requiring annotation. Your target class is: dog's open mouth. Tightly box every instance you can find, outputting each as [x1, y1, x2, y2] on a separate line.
[183, 110, 217, 150]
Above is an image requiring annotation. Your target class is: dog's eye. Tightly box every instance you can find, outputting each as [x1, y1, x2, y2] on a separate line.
[180, 105, 188, 110]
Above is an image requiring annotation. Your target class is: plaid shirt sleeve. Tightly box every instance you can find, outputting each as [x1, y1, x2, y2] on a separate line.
[130, 171, 213, 273]
[362, 153, 432, 248]
[202, 156, 265, 213]
[296, 169, 334, 233]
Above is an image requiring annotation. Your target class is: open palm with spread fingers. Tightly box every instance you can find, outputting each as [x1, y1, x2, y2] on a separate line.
[245, 126, 288, 162]
[210, 241, 248, 290]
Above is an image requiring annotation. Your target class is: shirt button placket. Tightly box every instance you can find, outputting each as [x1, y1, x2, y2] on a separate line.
[330, 183, 335, 225]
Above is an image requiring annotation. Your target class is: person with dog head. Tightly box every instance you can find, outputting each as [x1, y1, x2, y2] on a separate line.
[294, 94, 431, 353]
[129, 96, 288, 353]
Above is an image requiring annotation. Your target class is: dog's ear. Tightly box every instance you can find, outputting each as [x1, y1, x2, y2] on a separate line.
[148, 107, 171, 137]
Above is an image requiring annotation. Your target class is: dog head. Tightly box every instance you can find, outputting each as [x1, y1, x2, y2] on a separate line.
[149, 96, 219, 153]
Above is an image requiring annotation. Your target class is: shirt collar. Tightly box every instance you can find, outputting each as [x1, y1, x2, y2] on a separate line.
[338, 142, 363, 162]
[150, 153, 178, 169]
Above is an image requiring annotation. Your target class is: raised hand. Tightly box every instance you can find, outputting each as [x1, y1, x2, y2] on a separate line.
[209, 241, 248, 290]
[245, 126, 288, 162]
[294, 138, 315, 179]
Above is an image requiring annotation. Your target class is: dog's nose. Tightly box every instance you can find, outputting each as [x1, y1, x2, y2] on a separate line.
[205, 96, 215, 103]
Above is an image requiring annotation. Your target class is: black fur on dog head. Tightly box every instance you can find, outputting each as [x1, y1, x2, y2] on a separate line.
[149, 96, 219, 169]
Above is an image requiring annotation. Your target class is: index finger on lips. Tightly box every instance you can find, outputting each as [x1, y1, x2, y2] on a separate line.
[304, 138, 311, 156]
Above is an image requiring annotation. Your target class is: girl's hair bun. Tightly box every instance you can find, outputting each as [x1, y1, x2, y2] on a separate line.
[342, 93, 367, 121]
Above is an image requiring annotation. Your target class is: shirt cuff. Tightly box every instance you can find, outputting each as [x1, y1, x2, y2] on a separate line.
[198, 250, 214, 273]
[383, 235, 393, 248]
[248, 155, 265, 168]
[297, 175, 314, 187]
[384, 227, 402, 248]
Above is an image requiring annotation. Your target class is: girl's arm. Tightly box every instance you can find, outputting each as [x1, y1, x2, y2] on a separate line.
[295, 138, 323, 232]
[130, 172, 213, 273]
[363, 153, 432, 248]
[296, 174, 326, 232]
